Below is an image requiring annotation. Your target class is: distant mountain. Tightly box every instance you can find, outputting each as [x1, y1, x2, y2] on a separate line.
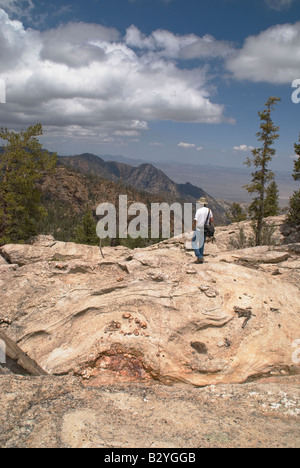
[96, 154, 298, 207]
[58, 153, 227, 224]
[37, 164, 169, 244]
[101, 154, 144, 166]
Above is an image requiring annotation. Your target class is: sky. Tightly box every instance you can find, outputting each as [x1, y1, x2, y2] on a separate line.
[0, 0, 299, 172]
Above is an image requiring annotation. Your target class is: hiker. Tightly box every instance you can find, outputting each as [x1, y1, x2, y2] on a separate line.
[192, 197, 214, 264]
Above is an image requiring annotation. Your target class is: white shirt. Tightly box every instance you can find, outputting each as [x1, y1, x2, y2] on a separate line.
[194, 207, 213, 231]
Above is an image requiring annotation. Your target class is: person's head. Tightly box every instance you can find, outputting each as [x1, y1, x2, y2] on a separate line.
[197, 197, 208, 207]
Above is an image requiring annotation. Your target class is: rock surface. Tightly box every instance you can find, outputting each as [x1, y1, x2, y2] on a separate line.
[0, 375, 299, 448]
[0, 217, 299, 448]
[0, 230, 299, 386]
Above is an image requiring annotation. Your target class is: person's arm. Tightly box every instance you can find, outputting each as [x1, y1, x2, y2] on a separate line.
[209, 212, 214, 225]
[192, 219, 197, 230]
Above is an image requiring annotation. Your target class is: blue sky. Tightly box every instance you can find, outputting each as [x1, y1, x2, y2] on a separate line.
[0, 0, 299, 172]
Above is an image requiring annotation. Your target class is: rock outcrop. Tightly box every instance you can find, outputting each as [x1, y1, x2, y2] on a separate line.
[0, 217, 299, 448]
[0, 226, 299, 387]
[0, 374, 299, 448]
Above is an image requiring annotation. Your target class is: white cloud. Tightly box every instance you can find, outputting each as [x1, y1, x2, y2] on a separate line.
[0, 0, 34, 19]
[40, 22, 120, 68]
[226, 22, 300, 84]
[0, 9, 230, 145]
[233, 145, 255, 152]
[265, 0, 294, 11]
[125, 25, 234, 60]
[178, 142, 196, 149]
[177, 142, 203, 150]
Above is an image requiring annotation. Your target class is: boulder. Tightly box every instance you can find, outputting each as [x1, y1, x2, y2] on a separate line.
[0, 240, 101, 266]
[0, 233, 299, 387]
[0, 236, 131, 267]
[0, 219, 300, 448]
[233, 249, 291, 264]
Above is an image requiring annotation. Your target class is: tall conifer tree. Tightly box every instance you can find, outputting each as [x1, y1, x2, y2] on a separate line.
[244, 97, 281, 245]
[0, 124, 57, 244]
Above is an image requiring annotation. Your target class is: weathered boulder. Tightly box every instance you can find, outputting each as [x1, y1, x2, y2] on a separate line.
[233, 249, 291, 264]
[0, 238, 100, 266]
[212, 245, 291, 265]
[0, 232, 299, 387]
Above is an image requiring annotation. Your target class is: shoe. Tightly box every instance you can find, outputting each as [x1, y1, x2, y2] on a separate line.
[195, 258, 204, 264]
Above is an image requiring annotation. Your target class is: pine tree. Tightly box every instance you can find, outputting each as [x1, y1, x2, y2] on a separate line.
[244, 97, 281, 246]
[288, 191, 300, 226]
[287, 134, 300, 226]
[0, 124, 57, 244]
[227, 202, 247, 223]
[264, 181, 280, 217]
[293, 134, 300, 181]
[74, 208, 99, 245]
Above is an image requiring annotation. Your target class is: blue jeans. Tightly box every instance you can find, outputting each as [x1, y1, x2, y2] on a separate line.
[192, 230, 206, 259]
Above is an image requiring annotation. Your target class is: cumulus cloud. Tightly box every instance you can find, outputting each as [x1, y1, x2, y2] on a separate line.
[0, 9, 230, 145]
[125, 25, 234, 60]
[0, 9, 35, 72]
[0, 0, 34, 19]
[233, 145, 255, 152]
[226, 22, 300, 84]
[40, 22, 120, 68]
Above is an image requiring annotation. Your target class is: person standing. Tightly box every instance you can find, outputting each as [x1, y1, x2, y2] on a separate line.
[192, 197, 214, 264]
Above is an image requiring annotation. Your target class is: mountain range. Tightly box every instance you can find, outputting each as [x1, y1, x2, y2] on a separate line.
[58, 153, 227, 224]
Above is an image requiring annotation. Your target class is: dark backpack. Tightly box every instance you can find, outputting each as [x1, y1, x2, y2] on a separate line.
[204, 209, 215, 238]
